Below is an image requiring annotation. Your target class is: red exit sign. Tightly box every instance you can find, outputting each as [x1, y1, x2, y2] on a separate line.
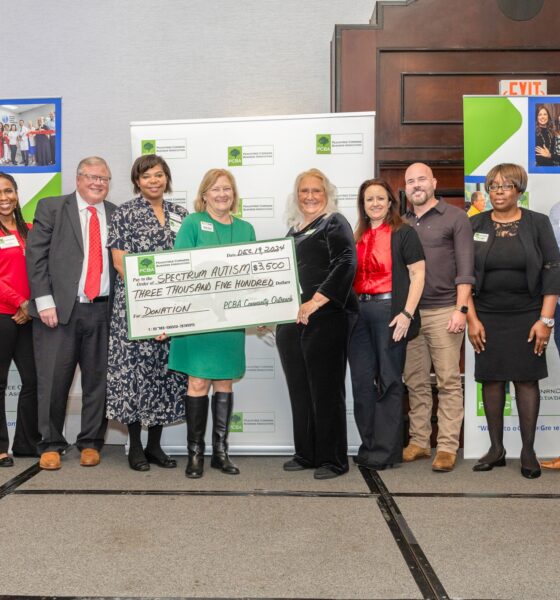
[499, 80, 547, 96]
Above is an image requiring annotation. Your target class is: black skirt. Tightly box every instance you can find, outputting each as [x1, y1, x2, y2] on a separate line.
[474, 308, 548, 382]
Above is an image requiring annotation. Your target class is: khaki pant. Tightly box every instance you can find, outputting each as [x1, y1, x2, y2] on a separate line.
[403, 306, 464, 454]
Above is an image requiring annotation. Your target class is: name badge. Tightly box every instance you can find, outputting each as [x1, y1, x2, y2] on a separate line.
[474, 232, 489, 242]
[201, 221, 214, 233]
[304, 229, 316, 236]
[0, 235, 20, 249]
[169, 214, 182, 233]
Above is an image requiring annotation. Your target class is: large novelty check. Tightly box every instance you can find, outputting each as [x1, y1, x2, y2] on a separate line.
[124, 238, 301, 339]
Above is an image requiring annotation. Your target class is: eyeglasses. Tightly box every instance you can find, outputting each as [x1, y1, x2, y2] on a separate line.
[488, 183, 515, 192]
[80, 173, 111, 184]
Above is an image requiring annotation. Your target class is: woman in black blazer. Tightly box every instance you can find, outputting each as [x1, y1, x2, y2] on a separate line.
[276, 169, 357, 480]
[467, 163, 560, 478]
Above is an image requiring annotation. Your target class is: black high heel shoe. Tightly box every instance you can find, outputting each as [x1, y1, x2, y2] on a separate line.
[472, 449, 506, 472]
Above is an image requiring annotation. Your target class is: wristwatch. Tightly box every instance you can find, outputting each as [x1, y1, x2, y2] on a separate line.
[456, 305, 468, 314]
[540, 316, 555, 328]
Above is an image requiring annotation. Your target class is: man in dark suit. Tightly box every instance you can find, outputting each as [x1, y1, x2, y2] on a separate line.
[26, 156, 116, 470]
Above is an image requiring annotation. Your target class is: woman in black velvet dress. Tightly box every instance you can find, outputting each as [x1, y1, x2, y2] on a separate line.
[276, 168, 357, 480]
[468, 163, 560, 479]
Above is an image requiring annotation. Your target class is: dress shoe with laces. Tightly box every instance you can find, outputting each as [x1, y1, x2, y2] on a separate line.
[39, 451, 61, 470]
[403, 443, 431, 462]
[80, 448, 100, 467]
[473, 449, 506, 472]
[0, 456, 14, 467]
[144, 450, 177, 468]
[540, 456, 560, 470]
[432, 451, 456, 472]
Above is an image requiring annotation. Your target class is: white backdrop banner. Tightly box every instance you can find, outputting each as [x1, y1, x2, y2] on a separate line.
[463, 95, 560, 459]
[130, 112, 375, 453]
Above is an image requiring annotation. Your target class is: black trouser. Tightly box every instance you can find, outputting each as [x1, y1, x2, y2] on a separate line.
[21, 150, 29, 166]
[276, 311, 353, 474]
[34, 301, 109, 454]
[0, 315, 39, 455]
[9, 145, 17, 164]
[348, 299, 406, 466]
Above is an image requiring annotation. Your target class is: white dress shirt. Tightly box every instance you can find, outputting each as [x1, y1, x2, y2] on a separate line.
[35, 193, 110, 312]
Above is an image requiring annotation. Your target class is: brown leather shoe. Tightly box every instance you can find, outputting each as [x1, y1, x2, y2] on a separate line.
[540, 457, 560, 470]
[432, 451, 456, 472]
[80, 448, 100, 467]
[403, 443, 431, 462]
[39, 451, 61, 470]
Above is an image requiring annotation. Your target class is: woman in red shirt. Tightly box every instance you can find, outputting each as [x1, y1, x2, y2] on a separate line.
[0, 173, 39, 466]
[348, 178, 425, 470]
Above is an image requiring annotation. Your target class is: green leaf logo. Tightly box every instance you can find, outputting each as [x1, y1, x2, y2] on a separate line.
[141, 140, 156, 155]
[138, 255, 156, 276]
[229, 412, 243, 432]
[228, 146, 243, 166]
[316, 134, 331, 154]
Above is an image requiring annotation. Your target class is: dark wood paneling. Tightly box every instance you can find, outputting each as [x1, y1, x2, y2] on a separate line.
[331, 0, 560, 189]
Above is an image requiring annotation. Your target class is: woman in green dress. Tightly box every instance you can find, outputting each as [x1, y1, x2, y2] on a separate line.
[169, 169, 255, 478]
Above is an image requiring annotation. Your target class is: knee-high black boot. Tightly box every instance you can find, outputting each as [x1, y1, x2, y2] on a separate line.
[210, 392, 239, 475]
[185, 395, 209, 478]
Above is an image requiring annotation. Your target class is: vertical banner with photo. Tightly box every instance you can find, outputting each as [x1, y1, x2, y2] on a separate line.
[130, 112, 375, 453]
[1, 97, 62, 449]
[463, 95, 560, 458]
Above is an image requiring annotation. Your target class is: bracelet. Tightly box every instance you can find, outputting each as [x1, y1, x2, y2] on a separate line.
[401, 309, 413, 320]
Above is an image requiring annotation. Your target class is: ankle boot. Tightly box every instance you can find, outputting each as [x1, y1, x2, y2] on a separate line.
[185, 395, 209, 478]
[210, 392, 240, 475]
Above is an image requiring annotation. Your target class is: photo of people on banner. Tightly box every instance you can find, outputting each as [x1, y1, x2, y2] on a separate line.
[0, 102, 59, 171]
[531, 97, 560, 172]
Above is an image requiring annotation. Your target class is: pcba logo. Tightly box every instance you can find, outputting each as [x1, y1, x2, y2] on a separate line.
[141, 140, 156, 155]
[229, 412, 243, 432]
[228, 146, 242, 166]
[138, 255, 156, 276]
[316, 134, 331, 154]
[476, 383, 511, 416]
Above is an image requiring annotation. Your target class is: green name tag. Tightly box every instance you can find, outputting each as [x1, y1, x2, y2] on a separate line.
[473, 232, 489, 242]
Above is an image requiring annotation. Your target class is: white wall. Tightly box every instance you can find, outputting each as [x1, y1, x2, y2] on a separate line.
[2, 0, 375, 202]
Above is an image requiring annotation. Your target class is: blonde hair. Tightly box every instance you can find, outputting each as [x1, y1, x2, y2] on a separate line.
[194, 168, 239, 214]
[285, 168, 338, 229]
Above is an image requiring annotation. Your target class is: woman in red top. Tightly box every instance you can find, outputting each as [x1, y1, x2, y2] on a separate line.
[348, 178, 425, 469]
[0, 173, 40, 466]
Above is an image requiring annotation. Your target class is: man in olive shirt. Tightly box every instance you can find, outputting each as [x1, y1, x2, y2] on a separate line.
[403, 163, 475, 472]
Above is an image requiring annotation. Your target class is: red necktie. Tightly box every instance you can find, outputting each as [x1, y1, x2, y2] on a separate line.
[84, 206, 102, 300]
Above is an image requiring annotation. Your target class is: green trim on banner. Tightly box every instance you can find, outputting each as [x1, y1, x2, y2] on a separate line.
[464, 97, 522, 175]
[21, 173, 62, 221]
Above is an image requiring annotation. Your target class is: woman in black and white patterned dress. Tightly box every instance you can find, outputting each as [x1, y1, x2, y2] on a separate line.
[106, 155, 188, 471]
